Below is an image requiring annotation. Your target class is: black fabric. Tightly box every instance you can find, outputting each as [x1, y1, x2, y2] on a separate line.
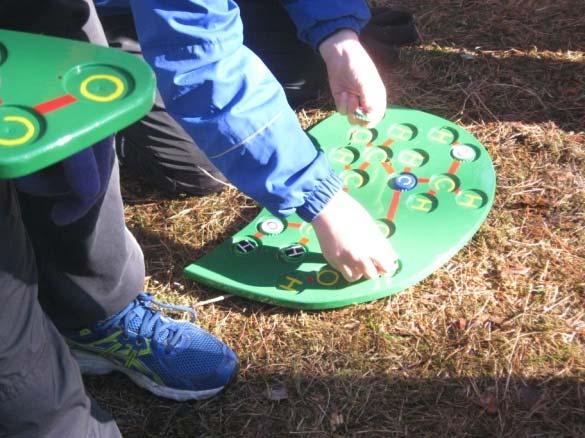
[0, 0, 107, 44]
[237, 0, 327, 106]
[361, 8, 421, 64]
[100, 14, 229, 196]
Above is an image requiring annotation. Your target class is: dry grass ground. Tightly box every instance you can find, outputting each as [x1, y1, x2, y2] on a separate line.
[87, 1, 584, 436]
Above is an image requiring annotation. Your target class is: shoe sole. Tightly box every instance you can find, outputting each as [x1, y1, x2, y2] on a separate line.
[71, 349, 228, 402]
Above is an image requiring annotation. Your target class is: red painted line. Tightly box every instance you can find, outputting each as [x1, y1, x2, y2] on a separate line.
[34, 94, 77, 114]
[418, 178, 429, 183]
[254, 232, 265, 239]
[403, 167, 412, 173]
[359, 161, 370, 171]
[448, 160, 461, 175]
[366, 142, 373, 148]
[428, 190, 437, 196]
[342, 187, 349, 192]
[386, 190, 402, 220]
[383, 139, 394, 147]
[344, 164, 352, 170]
[299, 237, 309, 245]
[288, 222, 302, 229]
[382, 162, 394, 174]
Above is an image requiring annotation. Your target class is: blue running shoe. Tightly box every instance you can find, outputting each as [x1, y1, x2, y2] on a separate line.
[65, 293, 239, 401]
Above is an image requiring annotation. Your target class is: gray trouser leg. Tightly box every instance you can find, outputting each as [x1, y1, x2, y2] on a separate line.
[0, 1, 145, 435]
[17, 159, 144, 330]
[0, 182, 121, 438]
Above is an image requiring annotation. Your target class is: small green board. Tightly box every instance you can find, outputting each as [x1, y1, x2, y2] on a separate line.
[0, 30, 155, 179]
[185, 108, 496, 309]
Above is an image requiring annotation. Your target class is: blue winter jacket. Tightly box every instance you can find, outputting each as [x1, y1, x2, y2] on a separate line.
[97, 0, 371, 221]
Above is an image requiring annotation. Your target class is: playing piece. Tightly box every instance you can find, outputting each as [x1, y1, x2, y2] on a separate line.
[0, 29, 155, 179]
[184, 107, 496, 309]
[354, 108, 370, 123]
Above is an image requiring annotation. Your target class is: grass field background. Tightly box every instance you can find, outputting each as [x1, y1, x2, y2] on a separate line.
[87, 1, 584, 436]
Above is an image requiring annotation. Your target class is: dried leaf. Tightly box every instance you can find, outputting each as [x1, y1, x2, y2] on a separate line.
[478, 391, 498, 415]
[458, 318, 468, 330]
[452, 318, 468, 330]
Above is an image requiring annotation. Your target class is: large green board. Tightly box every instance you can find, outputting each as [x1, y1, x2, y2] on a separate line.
[0, 30, 155, 178]
[185, 108, 496, 309]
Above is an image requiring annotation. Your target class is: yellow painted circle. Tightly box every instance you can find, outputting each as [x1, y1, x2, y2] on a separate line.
[364, 146, 390, 163]
[430, 174, 458, 192]
[387, 123, 417, 141]
[329, 146, 359, 165]
[343, 171, 364, 188]
[0, 116, 35, 147]
[348, 127, 373, 144]
[317, 268, 341, 286]
[341, 170, 369, 189]
[407, 193, 437, 213]
[80, 74, 125, 102]
[456, 190, 486, 209]
[376, 220, 395, 238]
[397, 149, 427, 168]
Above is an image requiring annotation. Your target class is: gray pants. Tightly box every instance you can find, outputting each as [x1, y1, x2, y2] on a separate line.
[0, 1, 144, 436]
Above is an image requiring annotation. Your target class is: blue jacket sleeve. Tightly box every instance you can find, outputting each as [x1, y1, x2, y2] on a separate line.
[280, 0, 371, 50]
[129, 0, 341, 221]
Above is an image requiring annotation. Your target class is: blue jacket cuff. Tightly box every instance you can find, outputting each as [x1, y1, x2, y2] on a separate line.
[308, 16, 365, 50]
[296, 172, 343, 222]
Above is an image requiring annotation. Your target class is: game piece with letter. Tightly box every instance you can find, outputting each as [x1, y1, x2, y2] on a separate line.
[184, 107, 496, 310]
[0, 29, 155, 179]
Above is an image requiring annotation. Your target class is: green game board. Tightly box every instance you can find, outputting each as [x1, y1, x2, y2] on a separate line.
[0, 30, 155, 179]
[185, 108, 496, 309]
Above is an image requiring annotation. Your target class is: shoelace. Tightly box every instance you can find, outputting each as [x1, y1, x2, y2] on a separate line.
[102, 293, 198, 351]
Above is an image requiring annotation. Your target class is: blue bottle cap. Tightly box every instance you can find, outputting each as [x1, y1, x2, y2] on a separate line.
[394, 172, 418, 191]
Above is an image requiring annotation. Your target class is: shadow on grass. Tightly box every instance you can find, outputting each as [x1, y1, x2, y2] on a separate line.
[85, 372, 585, 437]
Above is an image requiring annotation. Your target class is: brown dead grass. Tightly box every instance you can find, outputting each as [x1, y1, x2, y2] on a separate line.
[86, 1, 584, 436]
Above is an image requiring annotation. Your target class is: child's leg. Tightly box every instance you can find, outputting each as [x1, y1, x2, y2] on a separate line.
[17, 157, 145, 330]
[0, 181, 121, 438]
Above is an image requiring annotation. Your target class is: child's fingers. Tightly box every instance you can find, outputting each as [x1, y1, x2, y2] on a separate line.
[338, 264, 357, 283]
[346, 94, 360, 125]
[334, 91, 349, 115]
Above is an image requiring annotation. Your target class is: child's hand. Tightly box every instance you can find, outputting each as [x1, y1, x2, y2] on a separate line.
[311, 190, 398, 282]
[319, 29, 387, 128]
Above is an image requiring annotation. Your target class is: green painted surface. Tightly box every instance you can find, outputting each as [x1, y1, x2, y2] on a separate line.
[185, 108, 496, 310]
[0, 30, 155, 179]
